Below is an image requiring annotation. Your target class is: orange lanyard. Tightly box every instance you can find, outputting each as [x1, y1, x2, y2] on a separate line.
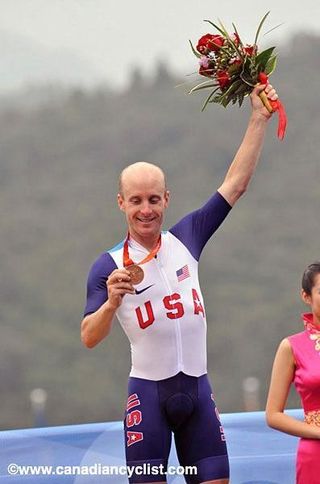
[123, 234, 161, 268]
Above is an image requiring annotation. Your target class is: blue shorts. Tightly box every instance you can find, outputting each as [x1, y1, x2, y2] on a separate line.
[124, 372, 229, 483]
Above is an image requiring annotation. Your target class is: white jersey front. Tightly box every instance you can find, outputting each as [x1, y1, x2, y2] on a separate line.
[84, 191, 231, 380]
[111, 232, 206, 380]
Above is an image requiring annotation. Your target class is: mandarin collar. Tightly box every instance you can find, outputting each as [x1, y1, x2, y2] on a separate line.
[302, 312, 320, 332]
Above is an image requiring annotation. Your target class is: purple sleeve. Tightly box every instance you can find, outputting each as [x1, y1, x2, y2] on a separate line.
[83, 252, 118, 317]
[169, 191, 232, 261]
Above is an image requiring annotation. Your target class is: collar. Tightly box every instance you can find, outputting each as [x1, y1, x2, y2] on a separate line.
[127, 232, 163, 254]
[127, 236, 150, 254]
[302, 312, 320, 333]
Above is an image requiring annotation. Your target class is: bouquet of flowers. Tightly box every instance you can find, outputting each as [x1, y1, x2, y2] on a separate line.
[189, 12, 287, 139]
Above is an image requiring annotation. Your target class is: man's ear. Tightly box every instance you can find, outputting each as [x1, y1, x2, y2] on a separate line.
[164, 190, 170, 208]
[117, 193, 125, 212]
[301, 289, 311, 306]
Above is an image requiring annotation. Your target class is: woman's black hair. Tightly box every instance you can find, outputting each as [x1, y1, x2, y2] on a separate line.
[302, 262, 320, 295]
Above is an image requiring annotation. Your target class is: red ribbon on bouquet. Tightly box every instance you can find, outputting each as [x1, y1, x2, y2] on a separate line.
[258, 72, 287, 140]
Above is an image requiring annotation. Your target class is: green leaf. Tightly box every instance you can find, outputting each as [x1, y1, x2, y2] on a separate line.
[217, 82, 236, 100]
[204, 19, 226, 37]
[254, 11, 270, 45]
[221, 96, 232, 108]
[238, 94, 245, 107]
[215, 79, 246, 108]
[189, 81, 218, 94]
[224, 79, 243, 98]
[240, 57, 256, 87]
[186, 71, 202, 77]
[201, 88, 220, 111]
[189, 40, 201, 58]
[234, 83, 251, 96]
[255, 47, 276, 70]
[228, 61, 243, 76]
[204, 19, 243, 59]
[265, 55, 277, 75]
[232, 23, 243, 47]
[263, 23, 284, 37]
[218, 18, 244, 59]
[217, 18, 230, 37]
[212, 94, 223, 103]
[234, 92, 249, 107]
[240, 72, 255, 87]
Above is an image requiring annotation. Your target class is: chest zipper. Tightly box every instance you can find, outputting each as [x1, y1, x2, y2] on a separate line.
[155, 254, 184, 373]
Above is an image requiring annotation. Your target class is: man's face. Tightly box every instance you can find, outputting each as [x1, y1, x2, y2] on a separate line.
[118, 168, 169, 245]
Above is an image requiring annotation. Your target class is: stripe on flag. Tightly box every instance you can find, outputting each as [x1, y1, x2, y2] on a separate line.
[176, 264, 190, 282]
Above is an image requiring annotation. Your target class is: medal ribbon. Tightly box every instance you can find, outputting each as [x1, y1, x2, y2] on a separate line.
[123, 234, 161, 268]
[258, 72, 287, 140]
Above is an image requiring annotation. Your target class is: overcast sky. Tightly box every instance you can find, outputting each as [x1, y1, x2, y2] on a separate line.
[1, 0, 319, 90]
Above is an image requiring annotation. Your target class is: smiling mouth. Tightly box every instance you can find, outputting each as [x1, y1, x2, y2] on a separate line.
[137, 217, 156, 223]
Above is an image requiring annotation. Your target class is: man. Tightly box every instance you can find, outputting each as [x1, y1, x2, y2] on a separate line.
[81, 83, 278, 484]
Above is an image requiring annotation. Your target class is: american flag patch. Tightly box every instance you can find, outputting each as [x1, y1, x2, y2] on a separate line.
[176, 265, 190, 282]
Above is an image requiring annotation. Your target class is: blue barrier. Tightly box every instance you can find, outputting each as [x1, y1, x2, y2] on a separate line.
[1, 409, 302, 483]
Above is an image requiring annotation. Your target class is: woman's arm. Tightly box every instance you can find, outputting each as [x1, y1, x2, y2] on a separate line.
[266, 338, 320, 439]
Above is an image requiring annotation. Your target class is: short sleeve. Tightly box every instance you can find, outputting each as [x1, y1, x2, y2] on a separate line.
[169, 191, 232, 261]
[83, 252, 117, 317]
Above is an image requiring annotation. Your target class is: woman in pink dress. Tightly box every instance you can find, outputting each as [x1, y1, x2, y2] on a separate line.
[266, 261, 320, 483]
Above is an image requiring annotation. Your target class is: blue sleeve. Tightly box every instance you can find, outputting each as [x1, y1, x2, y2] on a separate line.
[83, 252, 118, 317]
[169, 191, 232, 261]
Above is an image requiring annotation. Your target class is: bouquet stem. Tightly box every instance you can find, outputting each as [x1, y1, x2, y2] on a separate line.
[258, 90, 273, 113]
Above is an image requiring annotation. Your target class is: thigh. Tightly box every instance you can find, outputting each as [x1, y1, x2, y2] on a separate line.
[297, 438, 320, 484]
[174, 375, 229, 484]
[124, 377, 172, 483]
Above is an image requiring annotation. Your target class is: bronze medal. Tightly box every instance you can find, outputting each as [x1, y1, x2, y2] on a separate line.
[123, 234, 160, 287]
[127, 264, 144, 285]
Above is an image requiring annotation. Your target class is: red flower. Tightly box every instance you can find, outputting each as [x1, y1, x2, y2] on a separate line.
[232, 32, 241, 46]
[197, 34, 224, 54]
[217, 70, 230, 89]
[199, 64, 215, 78]
[244, 45, 256, 56]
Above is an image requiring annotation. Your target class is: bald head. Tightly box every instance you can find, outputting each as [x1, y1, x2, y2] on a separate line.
[119, 162, 167, 198]
[117, 161, 170, 246]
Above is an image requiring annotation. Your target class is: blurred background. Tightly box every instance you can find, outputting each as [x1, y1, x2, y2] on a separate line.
[1, 0, 319, 430]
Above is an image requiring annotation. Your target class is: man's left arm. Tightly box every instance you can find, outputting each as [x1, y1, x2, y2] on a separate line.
[170, 83, 278, 260]
[218, 83, 278, 206]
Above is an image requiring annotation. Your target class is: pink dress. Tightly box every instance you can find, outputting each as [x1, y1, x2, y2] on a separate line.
[288, 312, 320, 484]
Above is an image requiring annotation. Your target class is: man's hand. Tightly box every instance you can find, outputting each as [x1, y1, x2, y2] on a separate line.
[107, 268, 135, 310]
[250, 84, 278, 120]
[81, 268, 134, 348]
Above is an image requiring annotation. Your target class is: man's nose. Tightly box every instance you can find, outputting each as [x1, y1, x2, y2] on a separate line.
[140, 202, 153, 216]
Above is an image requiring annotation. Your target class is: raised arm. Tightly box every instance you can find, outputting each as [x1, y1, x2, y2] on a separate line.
[218, 84, 277, 206]
[266, 338, 320, 439]
[169, 84, 280, 258]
